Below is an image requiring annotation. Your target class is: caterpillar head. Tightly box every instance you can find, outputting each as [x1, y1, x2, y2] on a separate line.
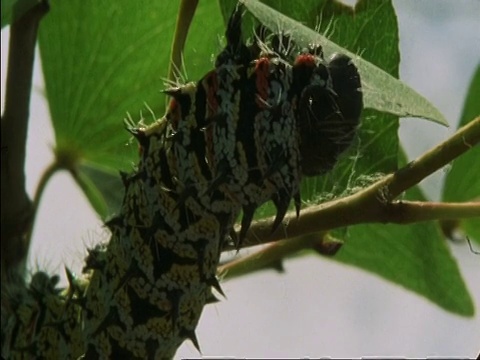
[296, 52, 363, 176]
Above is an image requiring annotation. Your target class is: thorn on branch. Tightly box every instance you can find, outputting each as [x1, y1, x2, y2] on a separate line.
[466, 236, 480, 255]
[312, 237, 344, 256]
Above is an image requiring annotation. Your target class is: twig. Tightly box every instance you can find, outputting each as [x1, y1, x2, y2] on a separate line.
[25, 159, 63, 246]
[388, 117, 480, 198]
[466, 237, 480, 255]
[218, 232, 344, 281]
[382, 201, 480, 224]
[227, 117, 480, 250]
[1, 1, 49, 280]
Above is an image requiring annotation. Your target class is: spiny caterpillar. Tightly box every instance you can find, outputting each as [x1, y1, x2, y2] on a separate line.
[1, 270, 86, 359]
[1, 4, 362, 359]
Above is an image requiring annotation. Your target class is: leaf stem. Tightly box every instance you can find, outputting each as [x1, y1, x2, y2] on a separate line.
[228, 117, 480, 250]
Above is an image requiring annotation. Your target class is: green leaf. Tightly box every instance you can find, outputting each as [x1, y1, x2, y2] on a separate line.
[242, 0, 448, 126]
[39, 1, 177, 171]
[457, 65, 480, 125]
[73, 167, 108, 218]
[335, 148, 474, 316]
[38, 0, 224, 218]
[336, 218, 474, 316]
[442, 64, 480, 243]
[78, 162, 125, 218]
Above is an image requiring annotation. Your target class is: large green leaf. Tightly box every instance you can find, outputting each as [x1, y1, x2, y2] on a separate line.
[38, 1, 225, 218]
[442, 64, 480, 244]
[336, 214, 474, 316]
[334, 149, 474, 316]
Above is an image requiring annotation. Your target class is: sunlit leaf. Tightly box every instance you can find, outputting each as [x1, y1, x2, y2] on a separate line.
[38, 0, 225, 218]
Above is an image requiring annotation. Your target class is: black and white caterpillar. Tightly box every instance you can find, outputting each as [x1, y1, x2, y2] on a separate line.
[1, 4, 362, 359]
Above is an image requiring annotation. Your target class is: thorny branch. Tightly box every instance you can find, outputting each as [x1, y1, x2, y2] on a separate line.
[1, 1, 49, 281]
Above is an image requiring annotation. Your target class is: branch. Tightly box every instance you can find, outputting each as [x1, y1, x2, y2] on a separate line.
[1, 1, 49, 280]
[218, 232, 343, 281]
[227, 116, 480, 250]
[388, 116, 480, 198]
[220, 201, 480, 280]
[383, 201, 480, 224]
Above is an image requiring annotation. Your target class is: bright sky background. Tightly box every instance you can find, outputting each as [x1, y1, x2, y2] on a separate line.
[1, 0, 479, 358]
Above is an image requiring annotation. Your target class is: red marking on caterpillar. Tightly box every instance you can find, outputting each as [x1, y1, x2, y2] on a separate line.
[254, 57, 271, 108]
[169, 98, 181, 130]
[294, 53, 318, 67]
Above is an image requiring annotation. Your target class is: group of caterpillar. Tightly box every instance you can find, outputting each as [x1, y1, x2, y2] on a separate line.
[1, 4, 362, 359]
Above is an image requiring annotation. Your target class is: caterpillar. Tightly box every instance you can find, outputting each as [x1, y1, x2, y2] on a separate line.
[1, 4, 362, 359]
[1, 270, 86, 359]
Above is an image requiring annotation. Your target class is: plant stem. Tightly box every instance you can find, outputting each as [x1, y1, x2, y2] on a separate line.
[229, 117, 480, 250]
[388, 116, 480, 198]
[218, 232, 346, 281]
[384, 201, 480, 224]
[1, 1, 49, 281]
[167, 0, 199, 86]
[25, 160, 63, 246]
